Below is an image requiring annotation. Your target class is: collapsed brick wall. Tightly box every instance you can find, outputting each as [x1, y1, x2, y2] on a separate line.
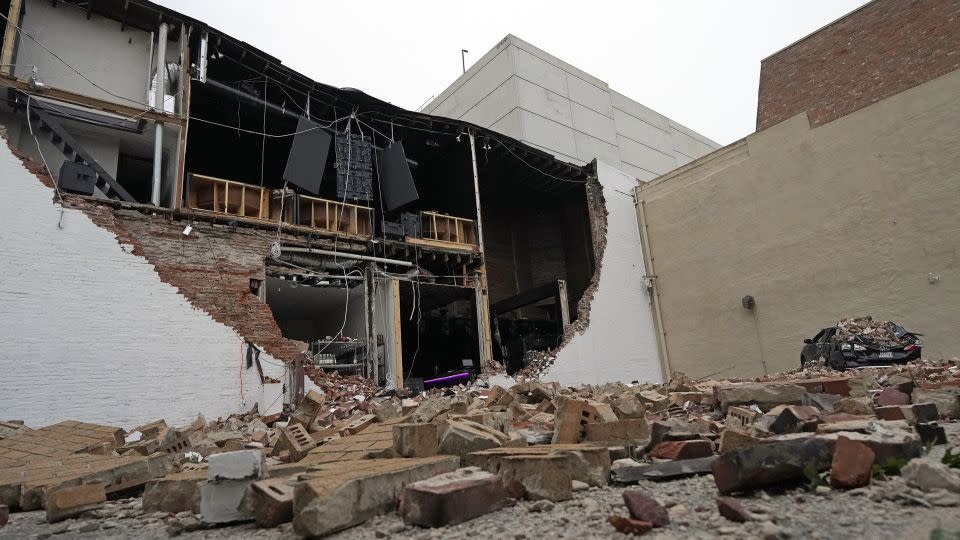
[7, 141, 307, 363]
[516, 178, 608, 379]
[757, 0, 960, 131]
[78, 204, 308, 362]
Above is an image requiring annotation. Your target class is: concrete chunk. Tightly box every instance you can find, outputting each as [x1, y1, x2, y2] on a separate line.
[718, 383, 807, 411]
[712, 438, 833, 494]
[439, 420, 503, 459]
[498, 455, 571, 502]
[393, 423, 439, 458]
[142, 470, 205, 514]
[45, 484, 106, 523]
[913, 389, 960, 419]
[293, 456, 459, 537]
[400, 467, 507, 527]
[208, 449, 266, 481]
[200, 479, 250, 524]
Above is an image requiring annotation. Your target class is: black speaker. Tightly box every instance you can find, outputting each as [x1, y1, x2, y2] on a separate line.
[282, 117, 331, 195]
[58, 160, 96, 196]
[380, 141, 418, 211]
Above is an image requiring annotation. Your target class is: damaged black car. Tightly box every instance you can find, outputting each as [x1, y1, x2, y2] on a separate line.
[800, 317, 922, 370]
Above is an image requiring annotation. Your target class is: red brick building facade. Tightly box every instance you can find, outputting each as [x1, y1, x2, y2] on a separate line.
[757, 0, 960, 131]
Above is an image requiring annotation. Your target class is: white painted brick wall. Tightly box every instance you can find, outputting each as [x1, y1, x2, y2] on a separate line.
[542, 161, 663, 386]
[0, 137, 286, 429]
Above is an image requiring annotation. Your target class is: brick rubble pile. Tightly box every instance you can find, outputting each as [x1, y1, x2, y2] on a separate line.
[1, 358, 959, 537]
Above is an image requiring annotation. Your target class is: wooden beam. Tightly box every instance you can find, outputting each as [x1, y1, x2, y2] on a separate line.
[0, 75, 185, 126]
[391, 278, 404, 389]
[0, 0, 23, 77]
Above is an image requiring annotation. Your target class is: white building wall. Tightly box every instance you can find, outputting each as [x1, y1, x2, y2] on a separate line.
[0, 133, 285, 429]
[540, 161, 663, 386]
[424, 35, 720, 181]
[14, 0, 155, 107]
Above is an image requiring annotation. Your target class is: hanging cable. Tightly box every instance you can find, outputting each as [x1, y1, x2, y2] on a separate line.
[25, 95, 65, 228]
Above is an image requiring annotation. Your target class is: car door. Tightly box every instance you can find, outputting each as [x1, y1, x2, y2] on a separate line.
[803, 329, 824, 361]
[817, 328, 836, 360]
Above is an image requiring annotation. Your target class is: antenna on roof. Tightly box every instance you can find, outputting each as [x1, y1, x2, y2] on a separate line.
[461, 49, 469, 74]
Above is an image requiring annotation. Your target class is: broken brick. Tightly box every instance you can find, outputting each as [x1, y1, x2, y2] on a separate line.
[608, 515, 654, 535]
[649, 440, 713, 460]
[716, 496, 751, 522]
[876, 387, 910, 407]
[830, 435, 875, 489]
[400, 467, 507, 527]
[622, 490, 669, 527]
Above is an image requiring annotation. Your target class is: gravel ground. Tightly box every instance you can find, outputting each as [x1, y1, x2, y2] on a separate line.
[3, 424, 958, 540]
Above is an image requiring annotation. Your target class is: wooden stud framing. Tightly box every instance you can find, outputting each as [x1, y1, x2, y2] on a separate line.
[0, 0, 23, 77]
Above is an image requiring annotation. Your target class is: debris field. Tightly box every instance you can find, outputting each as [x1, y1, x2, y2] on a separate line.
[2, 359, 960, 539]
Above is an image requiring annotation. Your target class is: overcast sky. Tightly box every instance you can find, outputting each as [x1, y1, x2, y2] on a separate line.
[155, 0, 870, 145]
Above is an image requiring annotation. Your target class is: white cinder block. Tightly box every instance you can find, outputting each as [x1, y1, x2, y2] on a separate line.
[208, 450, 266, 481]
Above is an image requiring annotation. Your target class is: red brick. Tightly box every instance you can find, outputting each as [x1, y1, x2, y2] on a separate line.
[757, 0, 960, 131]
[648, 440, 713, 460]
[830, 435, 876, 489]
[876, 387, 910, 407]
[622, 490, 669, 527]
[608, 515, 654, 535]
[716, 496, 751, 522]
[400, 468, 507, 527]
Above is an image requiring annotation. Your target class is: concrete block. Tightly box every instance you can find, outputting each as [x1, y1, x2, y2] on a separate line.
[142, 470, 205, 514]
[45, 483, 106, 523]
[400, 467, 507, 527]
[200, 479, 250, 524]
[584, 419, 649, 445]
[498, 455, 571, 502]
[280, 424, 316, 462]
[290, 390, 325, 428]
[393, 423, 438, 458]
[411, 398, 451, 424]
[712, 438, 833, 494]
[208, 450, 266, 481]
[250, 477, 296, 527]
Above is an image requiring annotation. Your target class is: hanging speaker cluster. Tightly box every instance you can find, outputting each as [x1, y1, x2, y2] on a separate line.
[282, 117, 331, 195]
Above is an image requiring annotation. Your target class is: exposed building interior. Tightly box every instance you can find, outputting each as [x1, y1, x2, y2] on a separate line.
[0, 0, 596, 390]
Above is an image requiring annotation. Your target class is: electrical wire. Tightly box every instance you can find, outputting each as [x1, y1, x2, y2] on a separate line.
[0, 10, 156, 109]
[25, 95, 65, 228]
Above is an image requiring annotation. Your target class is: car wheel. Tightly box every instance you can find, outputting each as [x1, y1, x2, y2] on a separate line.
[800, 355, 807, 367]
[829, 351, 846, 371]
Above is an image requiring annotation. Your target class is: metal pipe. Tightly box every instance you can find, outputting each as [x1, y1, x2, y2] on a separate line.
[281, 246, 413, 267]
[635, 195, 672, 382]
[150, 23, 168, 207]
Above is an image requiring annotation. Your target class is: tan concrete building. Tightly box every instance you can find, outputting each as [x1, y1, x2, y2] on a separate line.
[636, 66, 960, 379]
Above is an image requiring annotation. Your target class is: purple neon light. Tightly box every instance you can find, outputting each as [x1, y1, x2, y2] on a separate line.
[423, 372, 470, 384]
